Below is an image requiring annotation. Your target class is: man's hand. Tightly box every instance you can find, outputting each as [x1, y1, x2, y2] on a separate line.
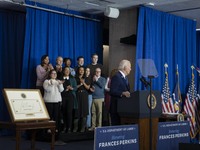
[122, 91, 130, 98]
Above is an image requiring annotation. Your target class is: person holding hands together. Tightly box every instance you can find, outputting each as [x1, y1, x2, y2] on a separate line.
[43, 69, 64, 132]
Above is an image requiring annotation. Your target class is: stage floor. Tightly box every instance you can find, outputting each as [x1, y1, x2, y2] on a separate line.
[0, 135, 94, 150]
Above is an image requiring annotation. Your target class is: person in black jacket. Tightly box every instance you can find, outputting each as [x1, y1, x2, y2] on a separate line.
[109, 60, 131, 126]
[60, 67, 77, 133]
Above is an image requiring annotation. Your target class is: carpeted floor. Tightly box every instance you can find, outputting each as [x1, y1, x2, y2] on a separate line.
[0, 136, 94, 150]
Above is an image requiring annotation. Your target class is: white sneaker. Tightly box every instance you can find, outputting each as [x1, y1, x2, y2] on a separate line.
[88, 127, 95, 131]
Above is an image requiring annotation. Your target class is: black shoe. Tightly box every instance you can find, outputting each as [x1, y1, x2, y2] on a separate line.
[80, 128, 85, 133]
[67, 128, 71, 133]
[61, 128, 66, 133]
[73, 128, 78, 132]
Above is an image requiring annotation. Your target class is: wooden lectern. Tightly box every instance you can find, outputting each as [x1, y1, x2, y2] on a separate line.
[117, 90, 162, 150]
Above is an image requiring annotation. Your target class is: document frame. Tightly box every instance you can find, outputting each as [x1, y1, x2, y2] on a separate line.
[3, 88, 50, 122]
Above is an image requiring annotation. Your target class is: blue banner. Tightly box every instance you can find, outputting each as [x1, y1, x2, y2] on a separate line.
[157, 121, 190, 150]
[94, 125, 139, 150]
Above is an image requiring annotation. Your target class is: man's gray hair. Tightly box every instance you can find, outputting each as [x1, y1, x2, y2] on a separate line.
[118, 60, 130, 70]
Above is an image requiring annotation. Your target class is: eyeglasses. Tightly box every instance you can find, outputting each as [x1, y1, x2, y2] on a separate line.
[51, 73, 57, 75]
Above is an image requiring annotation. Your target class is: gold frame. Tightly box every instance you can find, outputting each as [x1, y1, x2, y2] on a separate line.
[3, 88, 50, 122]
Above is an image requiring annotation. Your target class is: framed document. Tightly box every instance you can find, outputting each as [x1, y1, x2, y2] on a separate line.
[3, 88, 50, 122]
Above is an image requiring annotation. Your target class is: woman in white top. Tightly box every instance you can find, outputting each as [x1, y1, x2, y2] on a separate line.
[43, 69, 64, 131]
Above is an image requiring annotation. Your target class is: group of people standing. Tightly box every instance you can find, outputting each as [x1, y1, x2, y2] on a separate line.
[36, 53, 132, 134]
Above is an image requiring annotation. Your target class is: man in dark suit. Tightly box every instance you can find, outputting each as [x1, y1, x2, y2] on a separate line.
[110, 60, 131, 125]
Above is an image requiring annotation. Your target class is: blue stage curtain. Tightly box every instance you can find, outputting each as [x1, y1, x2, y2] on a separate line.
[135, 6, 197, 93]
[21, 7, 102, 88]
[0, 10, 25, 129]
[196, 31, 200, 70]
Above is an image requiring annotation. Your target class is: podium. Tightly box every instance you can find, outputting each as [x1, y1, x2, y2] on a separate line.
[117, 90, 162, 150]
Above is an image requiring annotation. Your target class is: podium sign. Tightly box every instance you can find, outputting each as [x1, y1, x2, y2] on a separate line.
[118, 90, 162, 118]
[94, 125, 139, 150]
[157, 121, 190, 150]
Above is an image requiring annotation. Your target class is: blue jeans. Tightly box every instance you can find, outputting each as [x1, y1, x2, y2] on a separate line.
[86, 95, 92, 127]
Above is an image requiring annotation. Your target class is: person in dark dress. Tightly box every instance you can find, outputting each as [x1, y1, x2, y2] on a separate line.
[74, 66, 90, 132]
[61, 67, 77, 133]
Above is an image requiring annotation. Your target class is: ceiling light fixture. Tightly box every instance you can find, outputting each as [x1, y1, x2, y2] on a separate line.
[146, 2, 155, 6]
[0, 0, 12, 2]
[85, 1, 100, 7]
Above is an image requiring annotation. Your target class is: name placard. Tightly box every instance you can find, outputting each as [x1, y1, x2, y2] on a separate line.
[94, 125, 139, 150]
[157, 121, 190, 150]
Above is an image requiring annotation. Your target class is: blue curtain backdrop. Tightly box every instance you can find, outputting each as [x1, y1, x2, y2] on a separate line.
[0, 3, 102, 136]
[196, 31, 200, 93]
[21, 6, 102, 89]
[0, 10, 25, 130]
[196, 31, 200, 70]
[135, 6, 197, 94]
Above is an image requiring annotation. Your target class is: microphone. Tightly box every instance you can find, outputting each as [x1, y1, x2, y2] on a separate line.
[140, 76, 150, 88]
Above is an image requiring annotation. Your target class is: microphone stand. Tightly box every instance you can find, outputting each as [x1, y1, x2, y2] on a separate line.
[140, 75, 155, 150]
[148, 75, 154, 150]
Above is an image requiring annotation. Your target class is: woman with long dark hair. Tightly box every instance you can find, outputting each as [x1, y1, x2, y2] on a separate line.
[74, 66, 90, 132]
[36, 55, 53, 96]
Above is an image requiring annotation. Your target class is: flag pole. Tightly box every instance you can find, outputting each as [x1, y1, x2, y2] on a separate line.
[176, 64, 182, 112]
[191, 65, 195, 100]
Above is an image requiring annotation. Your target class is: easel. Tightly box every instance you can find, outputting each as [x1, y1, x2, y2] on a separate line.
[0, 120, 56, 150]
[1, 89, 56, 150]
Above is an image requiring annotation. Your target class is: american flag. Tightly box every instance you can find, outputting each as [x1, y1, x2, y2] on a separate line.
[172, 70, 182, 113]
[161, 72, 175, 113]
[184, 74, 200, 138]
[194, 65, 200, 74]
